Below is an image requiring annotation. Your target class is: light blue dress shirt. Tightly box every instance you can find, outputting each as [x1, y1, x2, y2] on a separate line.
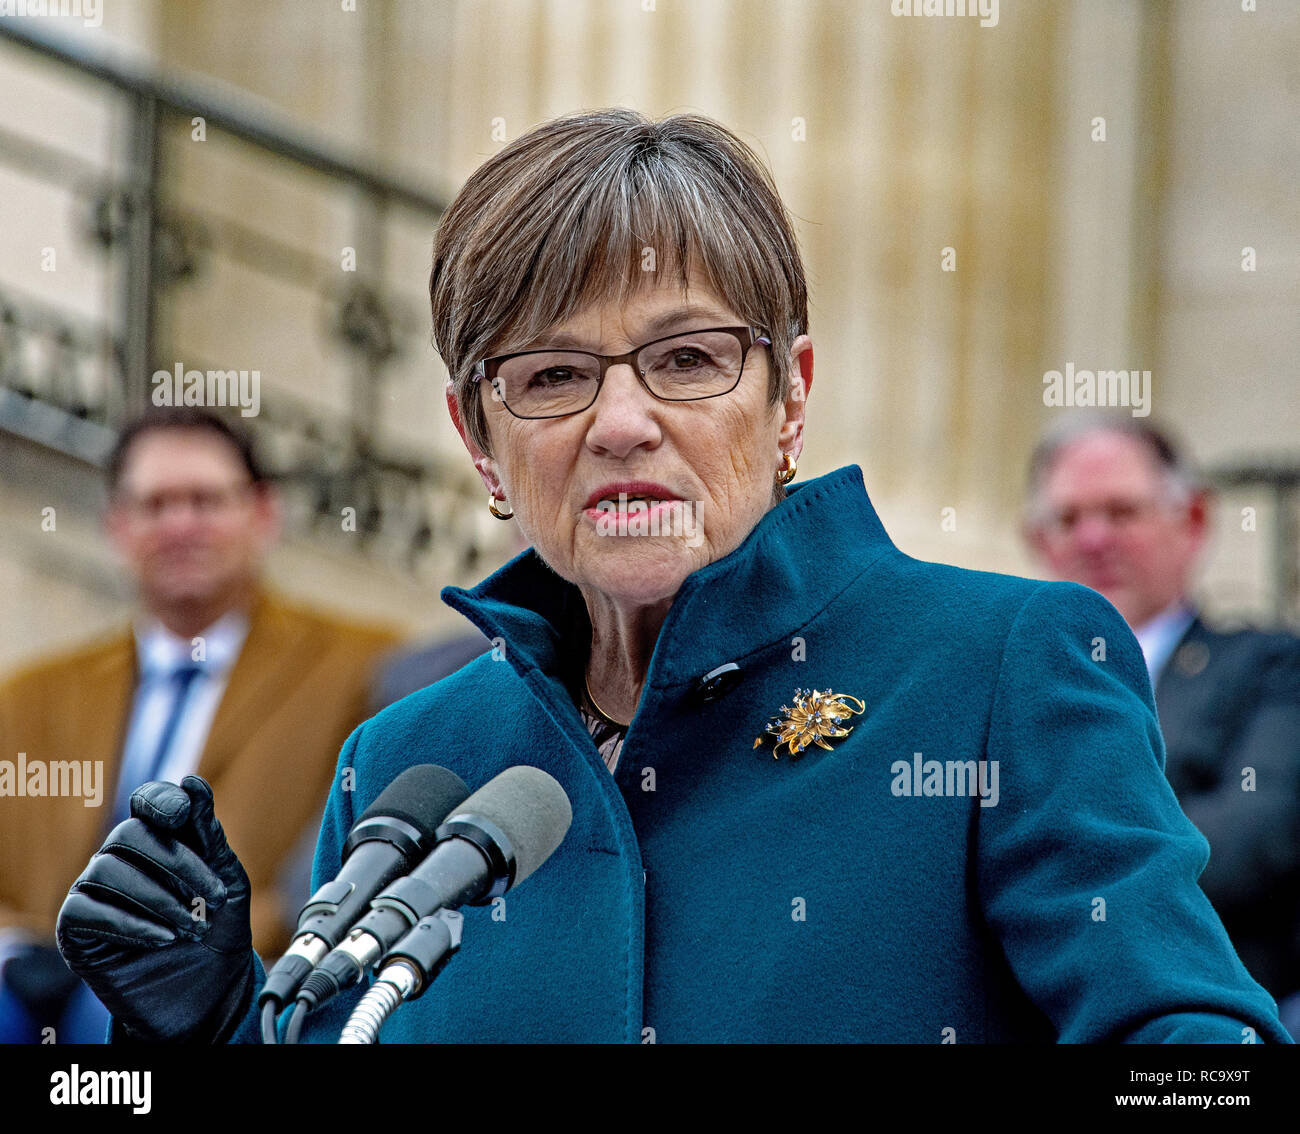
[113, 611, 250, 819]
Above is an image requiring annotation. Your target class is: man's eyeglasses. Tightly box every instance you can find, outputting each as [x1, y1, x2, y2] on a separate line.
[1041, 496, 1174, 538]
[116, 482, 255, 521]
[472, 326, 771, 420]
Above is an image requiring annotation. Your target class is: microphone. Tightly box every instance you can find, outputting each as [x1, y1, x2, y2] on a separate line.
[259, 764, 470, 1020]
[337, 910, 464, 1044]
[294, 765, 572, 1017]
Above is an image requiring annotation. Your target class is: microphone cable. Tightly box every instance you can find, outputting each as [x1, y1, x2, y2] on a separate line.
[285, 1000, 309, 1045]
[261, 1000, 279, 1045]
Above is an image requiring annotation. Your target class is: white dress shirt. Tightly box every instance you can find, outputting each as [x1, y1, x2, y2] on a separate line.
[1132, 599, 1197, 687]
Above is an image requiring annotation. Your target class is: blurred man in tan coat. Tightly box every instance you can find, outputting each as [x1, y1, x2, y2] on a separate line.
[0, 409, 399, 1042]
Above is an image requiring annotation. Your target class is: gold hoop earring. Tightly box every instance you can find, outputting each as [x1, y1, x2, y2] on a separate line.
[777, 453, 797, 485]
[488, 495, 513, 520]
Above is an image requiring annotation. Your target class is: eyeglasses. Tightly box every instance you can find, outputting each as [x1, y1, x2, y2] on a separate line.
[472, 326, 771, 420]
[1041, 496, 1173, 538]
[117, 482, 255, 521]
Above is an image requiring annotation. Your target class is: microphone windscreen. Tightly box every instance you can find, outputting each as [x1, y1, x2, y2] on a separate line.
[450, 766, 573, 886]
[357, 764, 471, 839]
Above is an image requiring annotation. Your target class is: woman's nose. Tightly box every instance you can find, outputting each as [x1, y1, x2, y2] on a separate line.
[584, 363, 662, 457]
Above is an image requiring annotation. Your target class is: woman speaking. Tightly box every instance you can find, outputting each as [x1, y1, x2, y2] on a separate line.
[57, 109, 1289, 1043]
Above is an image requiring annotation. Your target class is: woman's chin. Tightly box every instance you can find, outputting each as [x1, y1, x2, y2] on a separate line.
[571, 539, 701, 607]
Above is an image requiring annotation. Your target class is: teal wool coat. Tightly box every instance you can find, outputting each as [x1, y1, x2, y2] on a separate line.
[228, 466, 1289, 1043]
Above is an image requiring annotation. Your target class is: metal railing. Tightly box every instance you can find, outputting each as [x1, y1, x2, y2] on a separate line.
[0, 19, 493, 581]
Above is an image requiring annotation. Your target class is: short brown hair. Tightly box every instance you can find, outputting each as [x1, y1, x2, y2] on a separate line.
[107, 408, 266, 493]
[430, 108, 809, 457]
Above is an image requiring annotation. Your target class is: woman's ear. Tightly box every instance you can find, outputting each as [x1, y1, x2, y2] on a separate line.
[776, 335, 813, 457]
[446, 380, 502, 496]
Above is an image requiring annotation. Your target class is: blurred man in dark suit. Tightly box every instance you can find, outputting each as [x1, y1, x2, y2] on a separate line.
[368, 525, 537, 713]
[1024, 412, 1300, 1029]
[0, 409, 400, 1042]
[370, 631, 491, 713]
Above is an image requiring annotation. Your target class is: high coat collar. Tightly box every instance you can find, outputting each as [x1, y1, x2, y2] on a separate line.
[441, 465, 896, 695]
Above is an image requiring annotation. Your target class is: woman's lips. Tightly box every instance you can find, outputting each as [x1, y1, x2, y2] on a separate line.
[580, 482, 693, 533]
[583, 498, 684, 525]
[582, 482, 681, 510]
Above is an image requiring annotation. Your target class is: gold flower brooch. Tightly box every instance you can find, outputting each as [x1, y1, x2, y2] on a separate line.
[753, 687, 866, 759]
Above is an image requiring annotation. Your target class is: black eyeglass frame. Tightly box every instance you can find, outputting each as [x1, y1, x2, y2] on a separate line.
[470, 325, 772, 420]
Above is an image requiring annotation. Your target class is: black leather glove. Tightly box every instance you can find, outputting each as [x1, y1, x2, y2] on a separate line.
[56, 775, 255, 1043]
